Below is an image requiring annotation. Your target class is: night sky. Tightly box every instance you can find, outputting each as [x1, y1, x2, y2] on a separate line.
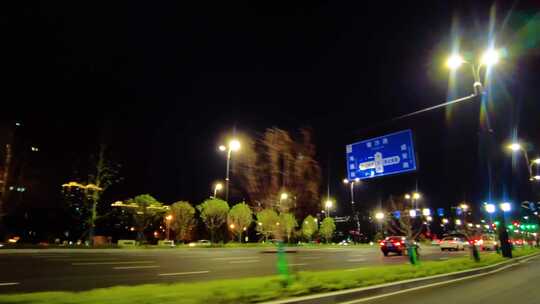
[2, 1, 540, 221]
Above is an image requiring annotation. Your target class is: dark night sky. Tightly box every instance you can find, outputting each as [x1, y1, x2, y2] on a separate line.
[1, 1, 540, 218]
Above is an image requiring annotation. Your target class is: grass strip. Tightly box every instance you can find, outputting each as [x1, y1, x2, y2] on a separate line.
[1, 247, 538, 304]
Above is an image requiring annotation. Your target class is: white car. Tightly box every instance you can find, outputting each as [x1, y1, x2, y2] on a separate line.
[477, 235, 498, 251]
[188, 240, 211, 247]
[440, 236, 467, 251]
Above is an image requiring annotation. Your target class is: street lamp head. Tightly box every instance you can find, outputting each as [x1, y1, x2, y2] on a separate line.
[229, 224, 235, 229]
[280, 192, 288, 200]
[480, 49, 500, 67]
[500, 202, 511, 212]
[460, 203, 469, 211]
[215, 183, 223, 191]
[485, 203, 496, 214]
[218, 145, 227, 152]
[325, 200, 333, 209]
[342, 178, 349, 184]
[404, 194, 411, 200]
[507, 143, 522, 152]
[375, 212, 385, 220]
[229, 139, 241, 151]
[413, 192, 421, 200]
[165, 215, 173, 221]
[446, 54, 465, 69]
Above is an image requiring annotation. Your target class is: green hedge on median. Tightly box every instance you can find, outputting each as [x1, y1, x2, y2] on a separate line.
[0, 248, 538, 304]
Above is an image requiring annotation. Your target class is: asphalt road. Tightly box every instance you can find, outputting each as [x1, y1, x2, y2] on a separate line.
[0, 246, 466, 293]
[359, 254, 540, 304]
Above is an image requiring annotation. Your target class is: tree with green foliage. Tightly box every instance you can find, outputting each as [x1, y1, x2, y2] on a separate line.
[280, 213, 297, 243]
[256, 209, 280, 241]
[169, 201, 196, 242]
[127, 194, 166, 241]
[227, 202, 253, 243]
[301, 215, 318, 241]
[197, 198, 229, 243]
[319, 217, 336, 243]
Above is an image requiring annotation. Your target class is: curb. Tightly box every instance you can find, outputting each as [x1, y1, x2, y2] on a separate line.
[264, 252, 540, 304]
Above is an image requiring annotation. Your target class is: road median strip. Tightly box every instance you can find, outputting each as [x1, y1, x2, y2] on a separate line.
[0, 248, 538, 304]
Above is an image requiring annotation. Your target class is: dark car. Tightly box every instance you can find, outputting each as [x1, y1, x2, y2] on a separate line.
[379, 236, 418, 256]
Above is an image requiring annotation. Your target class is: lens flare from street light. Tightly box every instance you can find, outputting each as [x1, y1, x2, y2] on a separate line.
[229, 139, 241, 151]
[481, 49, 500, 66]
[446, 54, 464, 69]
[500, 202, 511, 212]
[485, 203, 496, 214]
[507, 143, 522, 151]
[325, 200, 333, 209]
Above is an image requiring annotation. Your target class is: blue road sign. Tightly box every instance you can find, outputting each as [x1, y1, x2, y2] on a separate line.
[437, 208, 445, 217]
[346, 130, 417, 180]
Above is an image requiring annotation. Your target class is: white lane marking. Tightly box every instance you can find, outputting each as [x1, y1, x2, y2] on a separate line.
[72, 261, 155, 266]
[300, 256, 322, 260]
[158, 271, 210, 276]
[0, 282, 19, 287]
[212, 256, 256, 261]
[229, 259, 260, 264]
[347, 259, 366, 262]
[113, 265, 160, 270]
[289, 263, 308, 266]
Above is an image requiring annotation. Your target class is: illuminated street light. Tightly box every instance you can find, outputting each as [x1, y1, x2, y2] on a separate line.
[375, 212, 385, 221]
[280, 192, 289, 200]
[533, 158, 540, 165]
[229, 224, 235, 229]
[218, 138, 241, 202]
[229, 139, 241, 151]
[342, 178, 349, 184]
[460, 203, 469, 211]
[213, 182, 223, 198]
[508, 143, 522, 152]
[500, 202, 511, 212]
[165, 214, 173, 240]
[413, 192, 421, 200]
[480, 49, 500, 66]
[404, 194, 411, 200]
[485, 203, 496, 214]
[446, 54, 465, 69]
[324, 199, 334, 217]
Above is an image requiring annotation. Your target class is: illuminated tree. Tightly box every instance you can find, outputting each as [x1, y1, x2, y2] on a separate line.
[169, 201, 196, 242]
[301, 215, 318, 241]
[197, 198, 229, 243]
[319, 217, 336, 243]
[227, 202, 253, 242]
[280, 212, 298, 243]
[256, 208, 280, 241]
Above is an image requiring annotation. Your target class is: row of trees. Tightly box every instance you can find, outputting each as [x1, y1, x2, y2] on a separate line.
[169, 198, 336, 243]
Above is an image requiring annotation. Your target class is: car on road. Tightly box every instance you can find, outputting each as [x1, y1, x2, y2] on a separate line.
[380, 236, 419, 256]
[440, 236, 467, 251]
[475, 234, 498, 251]
[188, 240, 211, 247]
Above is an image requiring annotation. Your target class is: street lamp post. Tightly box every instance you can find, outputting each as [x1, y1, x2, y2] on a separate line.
[213, 182, 223, 198]
[165, 214, 173, 241]
[219, 139, 240, 202]
[343, 178, 361, 235]
[325, 199, 333, 218]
